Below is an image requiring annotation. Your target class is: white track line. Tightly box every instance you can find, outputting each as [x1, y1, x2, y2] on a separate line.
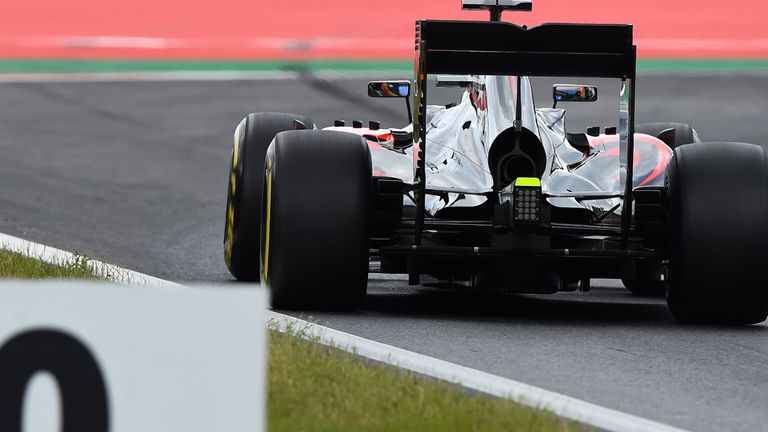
[0, 233, 181, 289]
[0, 232, 689, 432]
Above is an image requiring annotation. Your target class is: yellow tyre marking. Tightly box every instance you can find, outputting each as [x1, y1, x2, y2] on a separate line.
[224, 201, 234, 266]
[225, 121, 243, 268]
[262, 158, 273, 282]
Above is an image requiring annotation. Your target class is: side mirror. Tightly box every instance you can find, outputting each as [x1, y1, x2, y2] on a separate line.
[552, 84, 598, 103]
[368, 81, 411, 98]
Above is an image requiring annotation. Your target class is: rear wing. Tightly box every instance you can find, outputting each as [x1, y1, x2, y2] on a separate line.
[411, 20, 638, 247]
[416, 20, 635, 78]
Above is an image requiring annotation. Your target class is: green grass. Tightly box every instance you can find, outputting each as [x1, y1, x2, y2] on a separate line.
[1, 58, 768, 74]
[0, 59, 412, 74]
[0, 249, 96, 279]
[1, 249, 583, 431]
[637, 58, 768, 73]
[269, 328, 585, 432]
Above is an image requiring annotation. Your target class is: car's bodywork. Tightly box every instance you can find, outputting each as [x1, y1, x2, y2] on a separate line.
[310, 12, 676, 293]
[328, 74, 672, 219]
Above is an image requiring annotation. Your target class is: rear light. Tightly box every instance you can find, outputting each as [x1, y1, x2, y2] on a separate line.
[512, 177, 541, 223]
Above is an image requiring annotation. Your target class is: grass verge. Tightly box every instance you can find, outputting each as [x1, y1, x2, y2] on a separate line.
[269, 327, 584, 432]
[0, 59, 412, 74]
[1, 249, 583, 431]
[0, 249, 96, 279]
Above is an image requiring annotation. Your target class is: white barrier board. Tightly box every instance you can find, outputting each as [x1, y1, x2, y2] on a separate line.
[0, 281, 266, 432]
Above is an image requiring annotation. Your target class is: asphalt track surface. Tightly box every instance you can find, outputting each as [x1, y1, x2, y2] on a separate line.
[2, 73, 768, 432]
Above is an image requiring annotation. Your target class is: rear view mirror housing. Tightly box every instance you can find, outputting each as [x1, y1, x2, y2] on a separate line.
[368, 80, 413, 124]
[553, 84, 598, 103]
[368, 81, 411, 98]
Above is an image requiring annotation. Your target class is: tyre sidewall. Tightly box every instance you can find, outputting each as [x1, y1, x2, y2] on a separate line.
[265, 130, 371, 309]
[667, 142, 768, 324]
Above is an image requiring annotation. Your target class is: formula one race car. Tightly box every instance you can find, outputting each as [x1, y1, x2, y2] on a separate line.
[224, 0, 768, 324]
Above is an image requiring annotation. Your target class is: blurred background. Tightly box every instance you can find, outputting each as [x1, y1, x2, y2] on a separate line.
[1, 0, 766, 60]
[2, 0, 766, 134]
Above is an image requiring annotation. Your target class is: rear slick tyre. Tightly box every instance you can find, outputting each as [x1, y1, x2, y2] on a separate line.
[666, 142, 768, 324]
[263, 130, 371, 310]
[636, 122, 699, 150]
[224, 112, 313, 281]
